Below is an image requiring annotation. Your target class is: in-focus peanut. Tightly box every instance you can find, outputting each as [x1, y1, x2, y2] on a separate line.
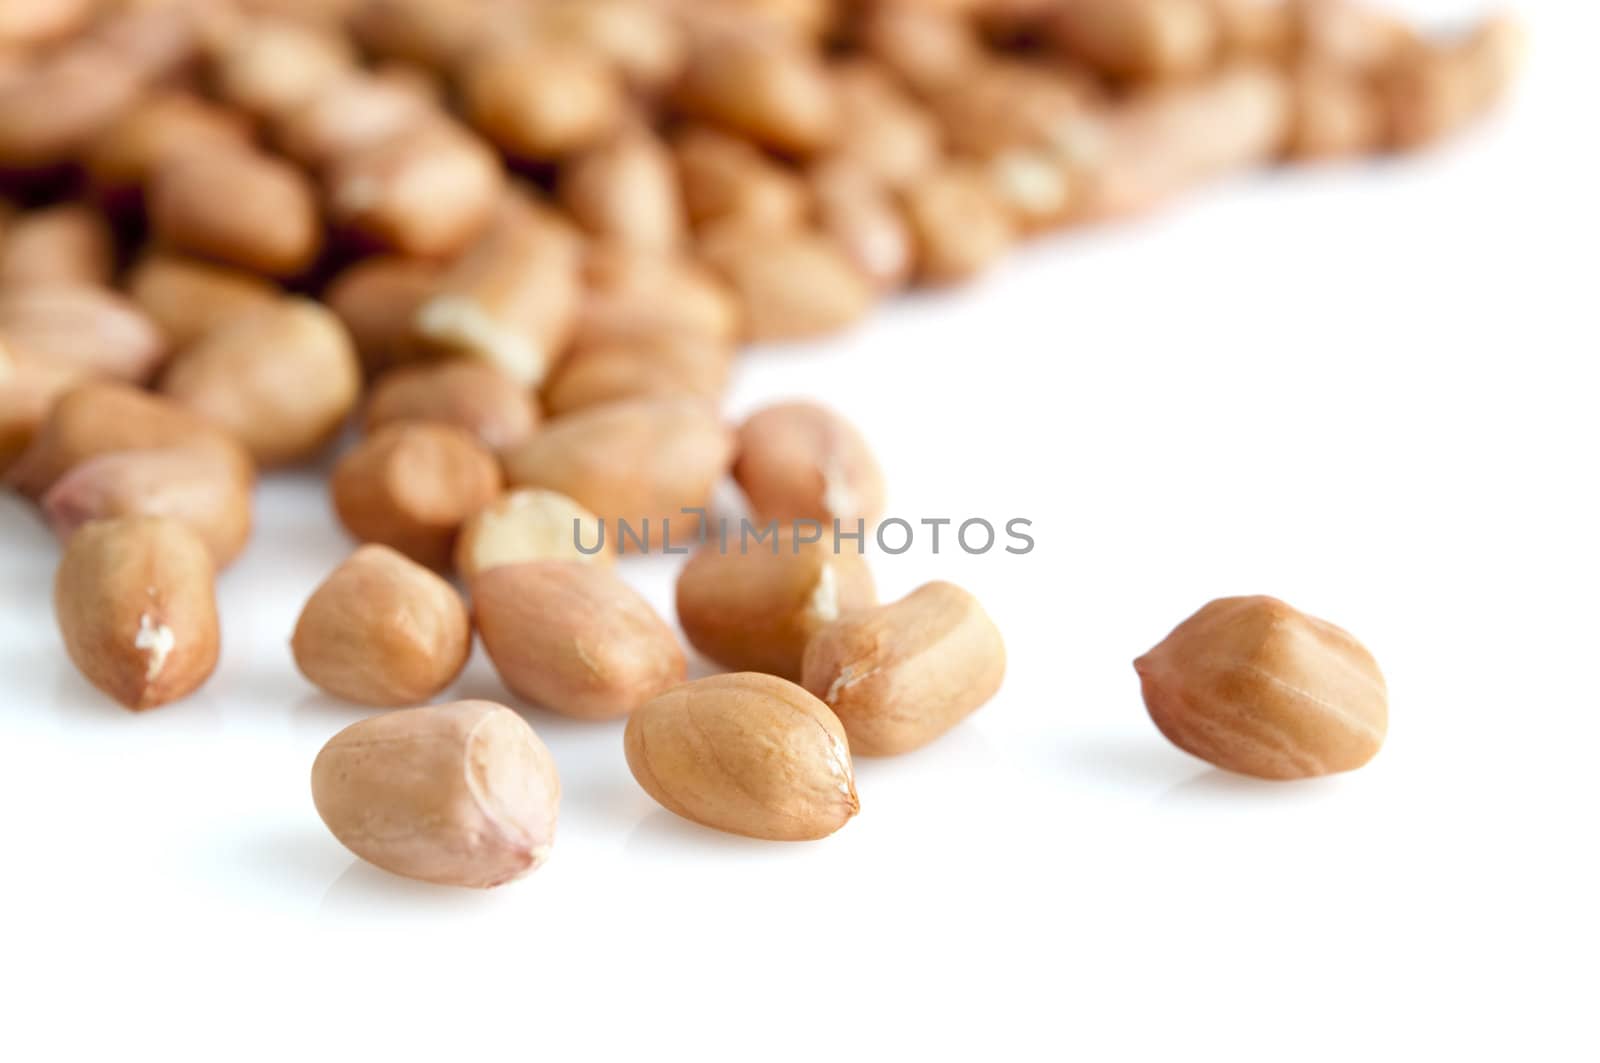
[454, 488, 614, 576]
[733, 401, 886, 526]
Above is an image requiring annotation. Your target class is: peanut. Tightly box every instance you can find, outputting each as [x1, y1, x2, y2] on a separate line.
[126, 254, 281, 352]
[6, 381, 255, 501]
[0, 41, 142, 169]
[149, 147, 323, 278]
[802, 581, 1007, 756]
[292, 544, 471, 707]
[523, 0, 687, 91]
[1047, 0, 1220, 82]
[698, 224, 874, 342]
[413, 196, 581, 386]
[273, 69, 434, 168]
[1286, 61, 1383, 160]
[676, 534, 877, 681]
[500, 396, 733, 553]
[323, 256, 440, 374]
[0, 355, 78, 478]
[733, 401, 886, 526]
[364, 361, 538, 452]
[1134, 595, 1388, 779]
[473, 561, 686, 720]
[559, 126, 688, 251]
[810, 161, 914, 291]
[460, 43, 625, 160]
[828, 62, 941, 190]
[311, 699, 560, 888]
[0, 0, 98, 49]
[159, 299, 361, 468]
[901, 163, 1019, 284]
[541, 334, 732, 418]
[42, 446, 253, 568]
[54, 516, 220, 711]
[0, 204, 115, 288]
[674, 28, 837, 156]
[454, 488, 615, 576]
[210, 17, 353, 121]
[331, 420, 503, 569]
[624, 672, 859, 841]
[0, 285, 168, 383]
[674, 126, 811, 232]
[576, 246, 740, 348]
[324, 117, 504, 258]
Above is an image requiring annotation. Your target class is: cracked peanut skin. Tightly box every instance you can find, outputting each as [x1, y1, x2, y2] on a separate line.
[1134, 595, 1388, 780]
[311, 701, 560, 889]
[53, 515, 219, 711]
[802, 581, 1006, 757]
[624, 673, 859, 841]
[472, 560, 685, 720]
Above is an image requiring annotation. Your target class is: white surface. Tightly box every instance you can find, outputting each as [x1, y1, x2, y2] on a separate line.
[4, 3, 1598, 1059]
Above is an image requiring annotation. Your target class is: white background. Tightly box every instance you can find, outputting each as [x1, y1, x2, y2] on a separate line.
[2, 2, 1596, 1059]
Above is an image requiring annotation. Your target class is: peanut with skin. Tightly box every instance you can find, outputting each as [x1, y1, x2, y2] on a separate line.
[674, 28, 838, 156]
[126, 254, 281, 352]
[324, 256, 440, 374]
[559, 126, 688, 251]
[1134, 595, 1388, 779]
[802, 581, 1007, 756]
[149, 147, 323, 278]
[0, 285, 168, 383]
[331, 420, 503, 569]
[0, 205, 115, 288]
[676, 534, 877, 681]
[364, 360, 538, 451]
[501, 396, 733, 553]
[541, 333, 732, 417]
[43, 446, 253, 568]
[473, 560, 686, 720]
[733, 401, 887, 526]
[460, 43, 625, 160]
[311, 699, 560, 888]
[54, 516, 221, 712]
[576, 246, 741, 348]
[293, 544, 471, 707]
[624, 672, 859, 841]
[698, 223, 874, 342]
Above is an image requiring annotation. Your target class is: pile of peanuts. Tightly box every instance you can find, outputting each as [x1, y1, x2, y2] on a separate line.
[2, 0, 1515, 887]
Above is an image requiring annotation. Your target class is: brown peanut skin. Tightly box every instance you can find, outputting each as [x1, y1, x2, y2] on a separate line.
[501, 396, 733, 553]
[160, 299, 361, 468]
[699, 225, 874, 343]
[1133, 595, 1388, 780]
[733, 401, 886, 526]
[0, 285, 169, 383]
[149, 149, 323, 278]
[6, 381, 256, 501]
[330, 421, 503, 570]
[0, 205, 115, 288]
[802, 581, 1007, 756]
[54, 516, 220, 711]
[311, 700, 560, 889]
[324, 256, 440, 374]
[473, 561, 685, 720]
[127, 254, 280, 352]
[674, 30, 837, 156]
[624, 673, 859, 841]
[42, 446, 253, 568]
[293, 545, 471, 707]
[676, 537, 877, 681]
[541, 334, 730, 417]
[364, 361, 538, 451]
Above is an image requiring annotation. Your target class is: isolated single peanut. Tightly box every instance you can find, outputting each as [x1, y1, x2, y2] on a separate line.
[413, 197, 581, 385]
[698, 224, 874, 342]
[149, 147, 323, 278]
[1134, 595, 1388, 779]
[803, 581, 1007, 756]
[473, 561, 686, 720]
[331, 420, 503, 569]
[733, 401, 886, 526]
[325, 117, 504, 258]
[43, 446, 253, 568]
[5, 381, 255, 500]
[501, 396, 734, 552]
[311, 699, 560, 888]
[0, 285, 168, 383]
[541, 333, 732, 417]
[624, 672, 859, 841]
[0, 204, 114, 288]
[454, 488, 614, 576]
[676, 535, 877, 681]
[160, 299, 361, 468]
[364, 360, 537, 451]
[54, 516, 220, 711]
[293, 544, 471, 707]
[126, 253, 281, 352]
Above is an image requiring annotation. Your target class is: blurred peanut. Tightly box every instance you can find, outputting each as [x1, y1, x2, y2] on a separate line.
[901, 164, 1017, 283]
[323, 256, 440, 373]
[542, 334, 732, 417]
[160, 299, 361, 468]
[699, 223, 873, 341]
[674, 127, 811, 232]
[674, 28, 837, 155]
[1047, 0, 1219, 82]
[149, 147, 323, 278]
[331, 420, 502, 569]
[810, 161, 914, 291]
[0, 285, 168, 383]
[364, 361, 538, 451]
[560, 126, 688, 251]
[126, 254, 281, 353]
[0, 206, 115, 289]
[577, 246, 741, 347]
[461, 44, 625, 160]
